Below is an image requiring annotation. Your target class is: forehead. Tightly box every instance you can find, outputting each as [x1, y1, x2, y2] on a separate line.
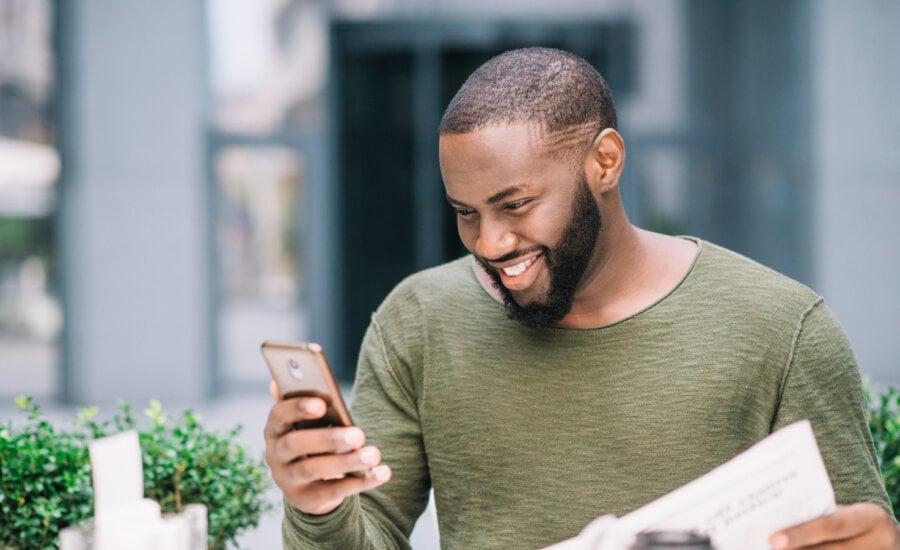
[439, 123, 573, 199]
[440, 122, 540, 163]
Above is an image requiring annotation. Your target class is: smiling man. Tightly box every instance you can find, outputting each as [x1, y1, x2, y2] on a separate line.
[266, 48, 898, 549]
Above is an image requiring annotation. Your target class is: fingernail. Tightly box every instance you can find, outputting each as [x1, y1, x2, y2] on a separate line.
[770, 533, 788, 549]
[359, 447, 379, 465]
[303, 399, 324, 414]
[373, 465, 390, 481]
[342, 428, 364, 446]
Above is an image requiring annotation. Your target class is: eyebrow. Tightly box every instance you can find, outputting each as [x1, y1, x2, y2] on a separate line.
[446, 185, 526, 208]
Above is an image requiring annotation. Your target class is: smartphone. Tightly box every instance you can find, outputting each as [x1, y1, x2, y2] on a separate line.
[260, 341, 354, 430]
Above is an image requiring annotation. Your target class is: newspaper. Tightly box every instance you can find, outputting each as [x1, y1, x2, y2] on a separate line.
[544, 420, 836, 550]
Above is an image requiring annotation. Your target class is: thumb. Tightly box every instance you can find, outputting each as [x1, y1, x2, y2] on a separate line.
[268, 379, 282, 401]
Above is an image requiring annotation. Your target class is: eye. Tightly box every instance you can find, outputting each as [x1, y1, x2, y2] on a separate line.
[504, 199, 530, 211]
[454, 206, 475, 217]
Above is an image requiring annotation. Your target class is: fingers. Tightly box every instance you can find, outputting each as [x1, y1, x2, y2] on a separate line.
[265, 396, 327, 440]
[263, 395, 393, 516]
[287, 464, 393, 515]
[269, 433, 392, 516]
[286, 445, 383, 484]
[269, 380, 281, 401]
[277, 425, 366, 462]
[770, 503, 896, 549]
[265, 397, 365, 468]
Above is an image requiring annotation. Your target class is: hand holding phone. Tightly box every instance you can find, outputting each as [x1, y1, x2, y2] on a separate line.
[261, 341, 392, 515]
[261, 341, 353, 429]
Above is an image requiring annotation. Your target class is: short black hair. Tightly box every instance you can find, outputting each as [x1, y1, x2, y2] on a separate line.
[439, 47, 617, 140]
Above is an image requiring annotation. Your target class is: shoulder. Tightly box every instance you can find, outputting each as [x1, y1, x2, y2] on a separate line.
[379, 256, 477, 309]
[371, 255, 490, 330]
[361, 256, 495, 390]
[669, 239, 830, 351]
[390, 255, 479, 298]
[688, 239, 820, 311]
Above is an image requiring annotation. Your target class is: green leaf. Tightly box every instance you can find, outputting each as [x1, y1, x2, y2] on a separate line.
[74, 406, 99, 428]
[14, 395, 32, 410]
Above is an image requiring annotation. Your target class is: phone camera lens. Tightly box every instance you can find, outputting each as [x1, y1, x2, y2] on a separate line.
[288, 359, 304, 380]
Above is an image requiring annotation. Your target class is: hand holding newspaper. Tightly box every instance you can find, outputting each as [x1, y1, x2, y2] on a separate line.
[543, 420, 836, 550]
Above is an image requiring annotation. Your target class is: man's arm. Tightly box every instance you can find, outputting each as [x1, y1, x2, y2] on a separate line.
[265, 386, 392, 549]
[769, 298, 897, 548]
[277, 314, 432, 548]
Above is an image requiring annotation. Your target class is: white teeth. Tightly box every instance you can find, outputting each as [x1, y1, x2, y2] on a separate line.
[502, 257, 535, 277]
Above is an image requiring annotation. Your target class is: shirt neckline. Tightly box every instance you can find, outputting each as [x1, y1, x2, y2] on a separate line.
[468, 236, 705, 332]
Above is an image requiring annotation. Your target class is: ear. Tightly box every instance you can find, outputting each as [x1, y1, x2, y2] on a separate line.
[584, 128, 626, 194]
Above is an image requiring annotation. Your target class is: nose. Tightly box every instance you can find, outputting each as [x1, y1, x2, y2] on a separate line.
[473, 217, 518, 260]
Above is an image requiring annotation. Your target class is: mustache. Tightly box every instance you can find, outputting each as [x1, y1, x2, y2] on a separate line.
[480, 246, 545, 264]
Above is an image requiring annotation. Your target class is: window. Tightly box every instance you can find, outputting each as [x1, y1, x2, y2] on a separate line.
[207, 0, 328, 389]
[0, 0, 59, 399]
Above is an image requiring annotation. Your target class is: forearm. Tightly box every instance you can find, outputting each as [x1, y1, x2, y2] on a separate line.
[282, 495, 412, 550]
[280, 316, 429, 549]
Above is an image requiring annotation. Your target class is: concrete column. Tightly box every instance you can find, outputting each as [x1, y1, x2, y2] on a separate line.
[56, 0, 212, 403]
[813, 0, 900, 386]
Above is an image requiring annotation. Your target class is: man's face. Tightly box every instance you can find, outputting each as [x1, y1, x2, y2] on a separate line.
[440, 123, 602, 327]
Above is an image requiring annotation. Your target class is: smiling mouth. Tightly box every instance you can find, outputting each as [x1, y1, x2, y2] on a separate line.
[501, 256, 538, 277]
[487, 251, 545, 293]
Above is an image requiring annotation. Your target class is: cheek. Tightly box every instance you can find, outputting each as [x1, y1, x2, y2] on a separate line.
[530, 209, 569, 244]
[456, 219, 477, 251]
[546, 212, 570, 236]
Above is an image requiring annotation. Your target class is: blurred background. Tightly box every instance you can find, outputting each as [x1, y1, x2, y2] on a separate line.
[0, 0, 898, 547]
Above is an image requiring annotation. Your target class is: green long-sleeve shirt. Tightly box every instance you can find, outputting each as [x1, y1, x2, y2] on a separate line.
[284, 239, 890, 549]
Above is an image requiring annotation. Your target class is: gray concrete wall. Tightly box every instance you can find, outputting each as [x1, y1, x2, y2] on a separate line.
[813, 0, 900, 386]
[57, 0, 211, 403]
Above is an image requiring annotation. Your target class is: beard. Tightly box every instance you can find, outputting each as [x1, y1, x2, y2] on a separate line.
[477, 173, 602, 328]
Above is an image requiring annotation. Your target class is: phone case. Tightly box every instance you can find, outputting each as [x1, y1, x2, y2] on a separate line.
[260, 341, 354, 429]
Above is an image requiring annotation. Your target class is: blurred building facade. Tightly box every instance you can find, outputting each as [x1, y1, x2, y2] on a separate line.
[0, 0, 60, 398]
[0, 0, 897, 404]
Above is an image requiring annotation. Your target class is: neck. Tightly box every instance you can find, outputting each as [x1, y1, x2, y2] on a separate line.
[555, 222, 697, 329]
[470, 212, 698, 330]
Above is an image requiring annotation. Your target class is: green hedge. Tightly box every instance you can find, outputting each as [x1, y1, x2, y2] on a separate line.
[869, 386, 900, 518]
[0, 397, 273, 550]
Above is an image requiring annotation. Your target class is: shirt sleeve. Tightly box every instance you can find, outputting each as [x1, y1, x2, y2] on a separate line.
[771, 298, 892, 515]
[282, 313, 432, 548]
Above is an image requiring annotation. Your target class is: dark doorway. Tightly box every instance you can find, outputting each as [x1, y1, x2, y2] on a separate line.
[329, 20, 634, 379]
